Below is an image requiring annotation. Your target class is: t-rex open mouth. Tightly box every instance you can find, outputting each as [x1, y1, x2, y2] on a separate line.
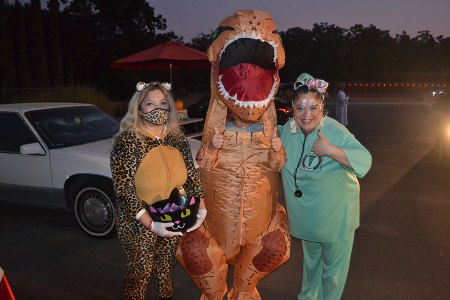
[217, 36, 279, 109]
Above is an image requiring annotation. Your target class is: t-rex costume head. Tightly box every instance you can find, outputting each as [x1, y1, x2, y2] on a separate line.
[204, 9, 285, 131]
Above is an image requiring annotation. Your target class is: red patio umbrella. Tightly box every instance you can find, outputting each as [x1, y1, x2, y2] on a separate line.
[111, 41, 210, 84]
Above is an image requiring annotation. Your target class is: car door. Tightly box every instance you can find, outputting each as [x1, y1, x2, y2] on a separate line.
[0, 112, 53, 208]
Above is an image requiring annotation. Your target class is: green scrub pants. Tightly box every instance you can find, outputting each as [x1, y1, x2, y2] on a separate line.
[298, 234, 354, 300]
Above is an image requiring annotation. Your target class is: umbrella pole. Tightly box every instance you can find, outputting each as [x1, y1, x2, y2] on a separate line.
[170, 63, 173, 86]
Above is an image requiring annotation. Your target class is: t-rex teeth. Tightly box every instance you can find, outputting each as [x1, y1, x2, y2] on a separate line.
[217, 74, 279, 109]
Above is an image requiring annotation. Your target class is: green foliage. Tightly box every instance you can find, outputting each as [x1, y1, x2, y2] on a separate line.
[187, 31, 213, 52]
[277, 23, 450, 83]
[58, 0, 180, 99]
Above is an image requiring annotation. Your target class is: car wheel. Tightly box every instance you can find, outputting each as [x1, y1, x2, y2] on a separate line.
[73, 180, 115, 238]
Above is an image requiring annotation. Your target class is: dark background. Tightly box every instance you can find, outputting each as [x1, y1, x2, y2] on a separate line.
[1, 0, 449, 102]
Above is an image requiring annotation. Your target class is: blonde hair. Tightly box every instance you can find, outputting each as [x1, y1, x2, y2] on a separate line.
[117, 82, 181, 137]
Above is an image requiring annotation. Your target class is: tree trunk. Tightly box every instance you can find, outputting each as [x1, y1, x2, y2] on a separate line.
[0, 0, 17, 90]
[29, 0, 50, 87]
[12, 0, 31, 88]
[46, 0, 64, 86]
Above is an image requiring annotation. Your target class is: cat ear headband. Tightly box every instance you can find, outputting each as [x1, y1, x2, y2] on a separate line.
[135, 81, 172, 93]
[293, 73, 329, 94]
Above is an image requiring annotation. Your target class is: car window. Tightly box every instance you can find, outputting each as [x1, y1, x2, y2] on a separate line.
[25, 106, 120, 149]
[0, 112, 38, 153]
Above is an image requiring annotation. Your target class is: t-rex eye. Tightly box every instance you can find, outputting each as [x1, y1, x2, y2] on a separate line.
[208, 26, 235, 48]
[272, 30, 283, 46]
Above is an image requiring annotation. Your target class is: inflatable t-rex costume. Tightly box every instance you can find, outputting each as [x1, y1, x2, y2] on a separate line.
[177, 10, 290, 299]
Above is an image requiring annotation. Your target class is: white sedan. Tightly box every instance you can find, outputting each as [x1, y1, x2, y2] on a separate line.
[0, 103, 201, 238]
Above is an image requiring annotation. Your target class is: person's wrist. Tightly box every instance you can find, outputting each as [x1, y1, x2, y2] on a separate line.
[148, 219, 154, 231]
[326, 145, 339, 157]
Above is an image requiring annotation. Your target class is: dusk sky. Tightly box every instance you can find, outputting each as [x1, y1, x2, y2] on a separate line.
[148, 0, 450, 41]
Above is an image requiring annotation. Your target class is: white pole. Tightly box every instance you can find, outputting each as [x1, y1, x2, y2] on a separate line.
[170, 63, 173, 86]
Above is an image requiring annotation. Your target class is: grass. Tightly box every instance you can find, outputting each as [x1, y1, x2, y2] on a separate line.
[5, 86, 126, 117]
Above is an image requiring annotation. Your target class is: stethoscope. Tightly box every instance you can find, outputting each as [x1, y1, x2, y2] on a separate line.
[293, 133, 308, 197]
[293, 111, 328, 198]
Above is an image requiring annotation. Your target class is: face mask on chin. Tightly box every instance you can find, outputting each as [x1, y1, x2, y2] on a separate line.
[140, 108, 170, 125]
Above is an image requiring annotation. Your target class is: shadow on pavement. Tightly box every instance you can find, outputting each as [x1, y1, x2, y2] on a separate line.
[347, 150, 450, 300]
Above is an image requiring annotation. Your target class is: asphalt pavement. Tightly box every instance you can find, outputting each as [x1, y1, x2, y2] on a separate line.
[0, 99, 449, 300]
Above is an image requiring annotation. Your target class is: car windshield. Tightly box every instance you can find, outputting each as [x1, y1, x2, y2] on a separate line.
[25, 106, 119, 149]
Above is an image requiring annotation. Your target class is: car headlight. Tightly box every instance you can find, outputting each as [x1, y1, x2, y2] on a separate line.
[432, 90, 446, 98]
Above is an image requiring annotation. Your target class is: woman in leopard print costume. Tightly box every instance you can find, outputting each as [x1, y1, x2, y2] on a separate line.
[110, 82, 205, 300]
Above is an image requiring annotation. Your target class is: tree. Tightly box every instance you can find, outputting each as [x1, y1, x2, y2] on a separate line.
[411, 30, 439, 81]
[0, 0, 17, 89]
[188, 32, 213, 52]
[436, 36, 450, 82]
[10, 1, 31, 88]
[279, 27, 314, 82]
[346, 24, 395, 81]
[29, 0, 50, 86]
[394, 31, 414, 81]
[60, 0, 179, 97]
[45, 0, 64, 86]
[310, 23, 348, 81]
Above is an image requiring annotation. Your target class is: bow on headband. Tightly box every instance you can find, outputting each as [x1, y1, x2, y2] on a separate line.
[294, 73, 329, 94]
[135, 81, 172, 93]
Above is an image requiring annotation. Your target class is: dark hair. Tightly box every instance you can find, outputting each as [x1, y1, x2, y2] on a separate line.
[292, 85, 325, 103]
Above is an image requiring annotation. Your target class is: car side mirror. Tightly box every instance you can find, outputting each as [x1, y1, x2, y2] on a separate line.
[20, 142, 45, 155]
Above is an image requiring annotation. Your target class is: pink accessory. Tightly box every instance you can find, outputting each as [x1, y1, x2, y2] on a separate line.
[294, 73, 329, 94]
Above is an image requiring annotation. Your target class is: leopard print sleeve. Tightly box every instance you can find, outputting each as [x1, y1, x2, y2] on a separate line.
[110, 131, 144, 219]
[169, 133, 204, 198]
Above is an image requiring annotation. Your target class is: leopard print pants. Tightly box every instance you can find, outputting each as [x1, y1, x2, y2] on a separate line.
[118, 222, 180, 300]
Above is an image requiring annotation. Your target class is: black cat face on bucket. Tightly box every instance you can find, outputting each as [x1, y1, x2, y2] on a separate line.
[147, 188, 200, 232]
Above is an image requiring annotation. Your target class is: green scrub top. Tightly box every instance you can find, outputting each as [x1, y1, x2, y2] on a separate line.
[279, 117, 372, 242]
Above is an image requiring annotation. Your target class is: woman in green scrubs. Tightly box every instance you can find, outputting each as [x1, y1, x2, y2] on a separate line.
[277, 73, 372, 300]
